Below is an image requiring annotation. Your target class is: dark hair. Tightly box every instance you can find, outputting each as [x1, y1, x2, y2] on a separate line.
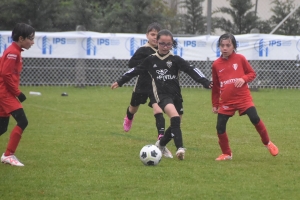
[11, 23, 35, 42]
[146, 22, 162, 33]
[157, 29, 177, 49]
[218, 33, 237, 50]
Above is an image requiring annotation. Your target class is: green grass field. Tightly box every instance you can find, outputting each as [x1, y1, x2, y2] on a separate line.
[0, 86, 299, 200]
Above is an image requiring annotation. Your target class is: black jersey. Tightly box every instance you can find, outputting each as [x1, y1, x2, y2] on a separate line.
[128, 42, 157, 94]
[118, 51, 211, 103]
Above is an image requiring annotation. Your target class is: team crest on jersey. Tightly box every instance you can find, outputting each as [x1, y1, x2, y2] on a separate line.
[166, 60, 172, 68]
[232, 63, 238, 70]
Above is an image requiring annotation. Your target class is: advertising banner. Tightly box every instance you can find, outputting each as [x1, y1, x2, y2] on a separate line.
[0, 31, 299, 60]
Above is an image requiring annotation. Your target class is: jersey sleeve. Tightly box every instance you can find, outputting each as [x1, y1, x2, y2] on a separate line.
[240, 56, 256, 82]
[1, 52, 21, 96]
[177, 57, 211, 88]
[211, 62, 220, 107]
[117, 61, 148, 86]
[128, 47, 148, 68]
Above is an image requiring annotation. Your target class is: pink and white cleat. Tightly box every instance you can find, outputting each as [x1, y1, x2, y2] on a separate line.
[1, 153, 24, 166]
[123, 116, 134, 132]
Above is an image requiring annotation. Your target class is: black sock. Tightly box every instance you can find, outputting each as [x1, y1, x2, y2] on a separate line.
[160, 126, 172, 146]
[126, 107, 134, 120]
[154, 113, 165, 136]
[170, 116, 183, 149]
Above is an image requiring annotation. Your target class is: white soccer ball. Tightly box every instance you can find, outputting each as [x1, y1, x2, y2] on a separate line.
[139, 144, 162, 166]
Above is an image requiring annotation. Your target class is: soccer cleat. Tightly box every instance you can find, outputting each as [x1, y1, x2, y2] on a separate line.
[123, 116, 134, 132]
[215, 154, 232, 161]
[176, 148, 186, 160]
[1, 153, 24, 166]
[265, 141, 279, 156]
[155, 140, 173, 158]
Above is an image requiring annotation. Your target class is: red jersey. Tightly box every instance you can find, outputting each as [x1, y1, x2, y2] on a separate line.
[0, 42, 23, 97]
[212, 52, 256, 107]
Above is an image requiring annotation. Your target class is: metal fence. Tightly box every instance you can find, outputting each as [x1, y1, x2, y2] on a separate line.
[21, 58, 300, 89]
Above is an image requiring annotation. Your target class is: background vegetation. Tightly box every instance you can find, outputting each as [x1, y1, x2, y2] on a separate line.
[0, 0, 300, 35]
[0, 86, 299, 199]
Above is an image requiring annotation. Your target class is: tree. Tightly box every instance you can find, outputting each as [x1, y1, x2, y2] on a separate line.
[0, 0, 176, 33]
[269, 0, 300, 35]
[160, 0, 183, 34]
[212, 0, 258, 34]
[53, 0, 103, 31]
[181, 0, 205, 35]
[0, 0, 60, 31]
[97, 0, 169, 33]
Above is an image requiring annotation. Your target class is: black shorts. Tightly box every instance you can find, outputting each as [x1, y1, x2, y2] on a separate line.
[153, 95, 184, 115]
[130, 92, 150, 107]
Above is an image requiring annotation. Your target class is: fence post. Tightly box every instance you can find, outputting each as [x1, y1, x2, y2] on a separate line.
[75, 25, 86, 87]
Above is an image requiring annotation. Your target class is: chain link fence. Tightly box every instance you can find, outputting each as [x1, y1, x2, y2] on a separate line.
[21, 58, 300, 89]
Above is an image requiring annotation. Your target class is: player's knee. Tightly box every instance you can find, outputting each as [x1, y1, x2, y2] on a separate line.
[170, 116, 180, 128]
[216, 124, 226, 134]
[250, 117, 260, 125]
[17, 118, 28, 130]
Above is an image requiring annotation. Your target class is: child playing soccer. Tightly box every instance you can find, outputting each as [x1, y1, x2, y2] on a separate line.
[211, 33, 279, 161]
[0, 23, 35, 166]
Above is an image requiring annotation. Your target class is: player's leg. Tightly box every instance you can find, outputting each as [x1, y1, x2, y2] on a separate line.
[215, 113, 232, 160]
[243, 106, 278, 156]
[152, 102, 173, 158]
[2, 108, 28, 166]
[0, 104, 10, 136]
[163, 103, 185, 160]
[5, 108, 28, 156]
[123, 92, 147, 132]
[152, 103, 165, 140]
[162, 114, 182, 147]
[161, 98, 184, 146]
[0, 117, 10, 136]
[148, 95, 165, 140]
[123, 92, 138, 132]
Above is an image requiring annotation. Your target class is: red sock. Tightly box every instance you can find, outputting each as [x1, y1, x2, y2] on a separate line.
[254, 120, 270, 145]
[217, 132, 231, 155]
[4, 126, 23, 156]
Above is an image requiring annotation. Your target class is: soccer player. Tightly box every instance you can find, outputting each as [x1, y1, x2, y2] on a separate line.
[111, 29, 212, 160]
[0, 23, 35, 166]
[122, 23, 173, 158]
[211, 33, 279, 161]
[123, 23, 164, 136]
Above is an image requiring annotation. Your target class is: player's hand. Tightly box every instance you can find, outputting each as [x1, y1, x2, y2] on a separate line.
[235, 78, 245, 88]
[17, 92, 26, 102]
[209, 81, 213, 88]
[111, 82, 119, 89]
[212, 107, 218, 114]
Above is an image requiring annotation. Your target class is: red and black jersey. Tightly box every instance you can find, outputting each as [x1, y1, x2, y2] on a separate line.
[212, 52, 256, 107]
[128, 42, 157, 94]
[118, 51, 211, 103]
[0, 42, 23, 97]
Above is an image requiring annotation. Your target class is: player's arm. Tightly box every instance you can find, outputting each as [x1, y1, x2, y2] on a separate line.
[128, 48, 148, 68]
[2, 53, 21, 96]
[111, 65, 147, 89]
[177, 57, 211, 89]
[211, 64, 220, 112]
[241, 57, 256, 83]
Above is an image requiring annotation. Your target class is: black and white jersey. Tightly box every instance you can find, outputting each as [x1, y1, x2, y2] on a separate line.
[118, 51, 211, 103]
[127, 42, 157, 94]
